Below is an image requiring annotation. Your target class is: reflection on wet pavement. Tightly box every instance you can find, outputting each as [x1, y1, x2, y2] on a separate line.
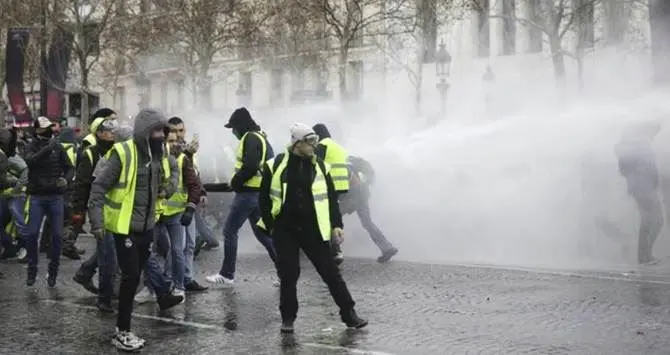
[1, 237, 670, 354]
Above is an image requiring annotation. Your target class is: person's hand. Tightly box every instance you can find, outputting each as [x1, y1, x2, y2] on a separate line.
[180, 206, 195, 226]
[71, 214, 85, 225]
[331, 227, 344, 244]
[92, 228, 105, 241]
[199, 195, 208, 207]
[187, 140, 199, 153]
[56, 177, 68, 187]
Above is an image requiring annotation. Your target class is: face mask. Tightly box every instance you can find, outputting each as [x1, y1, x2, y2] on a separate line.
[149, 137, 164, 155]
[38, 129, 53, 139]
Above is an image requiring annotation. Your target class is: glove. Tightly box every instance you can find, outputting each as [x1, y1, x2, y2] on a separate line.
[331, 227, 344, 245]
[71, 214, 85, 225]
[199, 195, 208, 206]
[92, 228, 104, 241]
[180, 206, 195, 226]
[56, 177, 68, 187]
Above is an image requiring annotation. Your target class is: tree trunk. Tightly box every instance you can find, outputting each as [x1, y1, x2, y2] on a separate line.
[338, 47, 348, 102]
[549, 35, 566, 93]
[414, 32, 425, 115]
[80, 60, 90, 131]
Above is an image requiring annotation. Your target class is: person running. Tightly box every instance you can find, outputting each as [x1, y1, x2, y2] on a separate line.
[88, 109, 182, 351]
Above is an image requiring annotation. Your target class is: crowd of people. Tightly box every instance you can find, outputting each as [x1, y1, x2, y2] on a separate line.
[0, 106, 398, 352]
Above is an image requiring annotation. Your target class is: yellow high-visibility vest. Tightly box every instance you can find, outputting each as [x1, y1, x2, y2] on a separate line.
[83, 117, 109, 148]
[83, 133, 97, 148]
[318, 138, 349, 192]
[61, 142, 76, 167]
[257, 152, 332, 241]
[233, 131, 268, 188]
[161, 153, 187, 216]
[103, 139, 169, 235]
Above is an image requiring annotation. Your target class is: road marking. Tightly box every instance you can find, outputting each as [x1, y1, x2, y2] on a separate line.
[43, 299, 395, 355]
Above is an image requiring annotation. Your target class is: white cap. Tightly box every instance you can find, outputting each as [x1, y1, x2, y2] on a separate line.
[290, 122, 317, 145]
[36, 116, 55, 129]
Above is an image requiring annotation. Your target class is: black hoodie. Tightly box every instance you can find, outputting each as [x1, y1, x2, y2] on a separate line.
[25, 133, 72, 196]
[227, 108, 275, 192]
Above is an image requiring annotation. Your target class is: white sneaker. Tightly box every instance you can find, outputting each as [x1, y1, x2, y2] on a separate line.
[112, 328, 145, 351]
[272, 278, 280, 288]
[172, 289, 186, 304]
[205, 274, 234, 286]
[17, 248, 27, 260]
[134, 287, 154, 304]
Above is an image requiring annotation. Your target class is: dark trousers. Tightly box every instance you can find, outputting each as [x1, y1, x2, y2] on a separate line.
[274, 227, 355, 322]
[634, 192, 663, 263]
[219, 192, 277, 279]
[26, 195, 64, 278]
[114, 231, 152, 332]
[355, 200, 395, 253]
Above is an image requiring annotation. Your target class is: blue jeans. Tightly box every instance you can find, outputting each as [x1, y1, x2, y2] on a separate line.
[0, 196, 26, 247]
[25, 195, 64, 277]
[97, 232, 117, 303]
[184, 217, 196, 284]
[219, 192, 277, 279]
[144, 254, 170, 298]
[195, 209, 217, 245]
[157, 213, 186, 290]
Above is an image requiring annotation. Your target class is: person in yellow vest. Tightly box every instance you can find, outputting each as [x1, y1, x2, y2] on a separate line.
[0, 128, 28, 269]
[79, 108, 117, 161]
[313, 123, 349, 265]
[152, 131, 207, 298]
[205, 107, 278, 286]
[88, 108, 183, 352]
[257, 123, 367, 334]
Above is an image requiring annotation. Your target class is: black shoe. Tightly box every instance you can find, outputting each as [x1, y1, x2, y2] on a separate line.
[26, 273, 36, 286]
[377, 247, 398, 263]
[341, 309, 368, 329]
[185, 280, 208, 292]
[157, 294, 184, 311]
[73, 273, 99, 295]
[194, 239, 206, 257]
[280, 320, 295, 334]
[47, 273, 57, 287]
[62, 248, 81, 260]
[96, 301, 115, 313]
[203, 242, 220, 250]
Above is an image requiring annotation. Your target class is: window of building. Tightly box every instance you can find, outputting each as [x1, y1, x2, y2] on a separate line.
[477, 0, 490, 57]
[176, 79, 184, 112]
[421, 0, 438, 63]
[292, 69, 304, 91]
[502, 0, 516, 55]
[270, 68, 283, 104]
[114, 86, 126, 118]
[159, 81, 168, 112]
[348, 60, 364, 101]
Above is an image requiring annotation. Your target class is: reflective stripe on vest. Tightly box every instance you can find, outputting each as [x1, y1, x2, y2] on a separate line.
[103, 139, 169, 235]
[256, 152, 332, 241]
[85, 148, 94, 164]
[61, 143, 76, 166]
[319, 138, 349, 192]
[162, 154, 187, 216]
[83, 134, 97, 148]
[233, 131, 268, 188]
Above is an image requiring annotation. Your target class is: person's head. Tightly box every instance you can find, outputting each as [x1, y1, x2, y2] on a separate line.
[132, 108, 168, 155]
[312, 123, 331, 141]
[225, 107, 259, 139]
[95, 118, 118, 142]
[166, 131, 184, 155]
[290, 123, 319, 157]
[89, 108, 117, 125]
[34, 116, 55, 139]
[168, 116, 186, 141]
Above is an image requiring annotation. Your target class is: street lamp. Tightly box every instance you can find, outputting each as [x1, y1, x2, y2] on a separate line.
[435, 39, 452, 118]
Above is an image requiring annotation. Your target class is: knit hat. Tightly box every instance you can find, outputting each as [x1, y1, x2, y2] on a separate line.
[290, 122, 318, 145]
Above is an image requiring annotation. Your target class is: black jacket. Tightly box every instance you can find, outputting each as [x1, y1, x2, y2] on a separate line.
[71, 142, 112, 215]
[25, 137, 72, 195]
[259, 152, 343, 236]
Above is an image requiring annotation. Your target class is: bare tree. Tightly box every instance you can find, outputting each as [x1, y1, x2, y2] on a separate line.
[295, 0, 415, 102]
[473, 0, 599, 90]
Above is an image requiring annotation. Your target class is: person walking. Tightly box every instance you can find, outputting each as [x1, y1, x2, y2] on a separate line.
[258, 123, 367, 333]
[88, 109, 182, 351]
[206, 108, 277, 286]
[24, 117, 72, 287]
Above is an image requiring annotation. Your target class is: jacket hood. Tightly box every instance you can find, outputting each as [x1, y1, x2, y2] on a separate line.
[312, 123, 331, 140]
[133, 108, 168, 141]
[226, 107, 260, 134]
[59, 127, 76, 143]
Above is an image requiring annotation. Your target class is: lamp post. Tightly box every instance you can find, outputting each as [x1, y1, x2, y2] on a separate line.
[435, 40, 452, 118]
[135, 71, 150, 110]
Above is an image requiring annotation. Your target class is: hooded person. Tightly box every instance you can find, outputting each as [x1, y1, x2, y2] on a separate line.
[88, 108, 183, 352]
[205, 107, 278, 286]
[0, 128, 28, 261]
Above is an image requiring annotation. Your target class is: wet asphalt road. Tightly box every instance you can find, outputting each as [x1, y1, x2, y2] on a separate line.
[2, 237, 670, 355]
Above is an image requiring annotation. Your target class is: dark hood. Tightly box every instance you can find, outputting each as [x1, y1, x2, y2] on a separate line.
[133, 108, 168, 157]
[312, 123, 331, 140]
[227, 107, 260, 134]
[59, 127, 76, 143]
